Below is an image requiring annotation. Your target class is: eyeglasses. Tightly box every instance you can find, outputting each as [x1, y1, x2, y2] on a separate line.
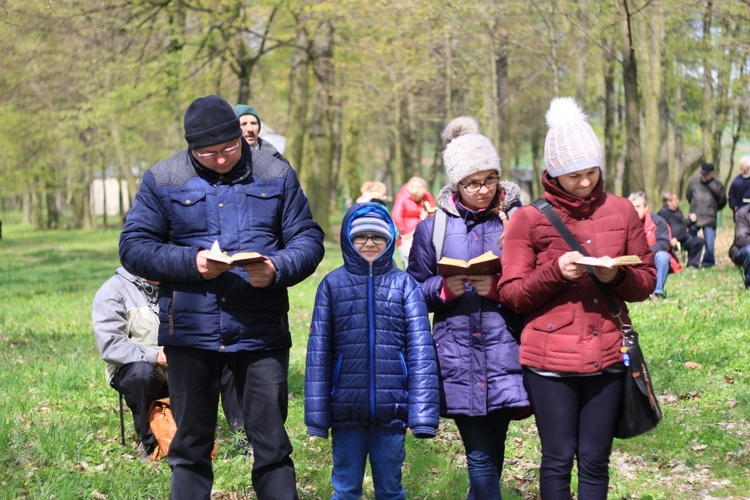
[194, 139, 241, 159]
[352, 234, 388, 245]
[460, 176, 499, 194]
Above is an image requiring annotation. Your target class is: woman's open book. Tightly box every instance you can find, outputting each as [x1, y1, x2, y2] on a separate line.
[574, 255, 642, 269]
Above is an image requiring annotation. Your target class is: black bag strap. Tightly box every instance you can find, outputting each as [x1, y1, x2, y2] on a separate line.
[531, 198, 625, 326]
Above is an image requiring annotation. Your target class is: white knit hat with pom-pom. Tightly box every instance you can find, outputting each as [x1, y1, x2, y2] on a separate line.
[544, 97, 602, 177]
[442, 116, 501, 187]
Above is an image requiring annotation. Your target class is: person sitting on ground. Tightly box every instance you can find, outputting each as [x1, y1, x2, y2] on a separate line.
[305, 203, 439, 499]
[729, 203, 750, 290]
[657, 192, 705, 269]
[392, 176, 437, 268]
[233, 104, 289, 163]
[629, 191, 681, 299]
[92, 267, 248, 460]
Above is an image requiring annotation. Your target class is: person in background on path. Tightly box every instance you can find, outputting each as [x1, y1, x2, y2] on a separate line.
[305, 203, 439, 500]
[729, 203, 750, 290]
[233, 104, 288, 163]
[657, 192, 704, 269]
[728, 155, 750, 219]
[498, 97, 656, 499]
[392, 176, 436, 268]
[686, 162, 727, 268]
[408, 116, 530, 500]
[92, 267, 247, 460]
[629, 191, 681, 300]
[355, 180, 389, 208]
[120, 94, 324, 499]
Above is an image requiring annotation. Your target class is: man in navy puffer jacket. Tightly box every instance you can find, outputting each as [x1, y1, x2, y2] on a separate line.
[305, 203, 439, 499]
[120, 95, 324, 500]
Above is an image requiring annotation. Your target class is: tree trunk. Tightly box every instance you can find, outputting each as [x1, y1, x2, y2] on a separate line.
[287, 24, 311, 179]
[496, 50, 511, 178]
[700, 0, 714, 165]
[603, 49, 618, 194]
[303, 21, 335, 234]
[619, 0, 645, 195]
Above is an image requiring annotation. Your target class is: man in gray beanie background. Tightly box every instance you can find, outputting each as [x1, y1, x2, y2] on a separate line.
[120, 94, 325, 499]
[233, 104, 288, 163]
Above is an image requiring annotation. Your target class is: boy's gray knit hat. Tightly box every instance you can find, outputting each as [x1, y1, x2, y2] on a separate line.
[350, 213, 392, 243]
[543, 97, 602, 177]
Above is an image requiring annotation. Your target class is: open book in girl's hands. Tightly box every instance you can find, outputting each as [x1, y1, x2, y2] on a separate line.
[437, 251, 501, 277]
[575, 255, 642, 269]
[204, 240, 265, 266]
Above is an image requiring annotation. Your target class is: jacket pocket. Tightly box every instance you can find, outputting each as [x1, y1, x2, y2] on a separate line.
[433, 326, 460, 380]
[529, 310, 576, 334]
[331, 354, 343, 397]
[399, 352, 409, 397]
[169, 189, 209, 235]
[242, 183, 283, 231]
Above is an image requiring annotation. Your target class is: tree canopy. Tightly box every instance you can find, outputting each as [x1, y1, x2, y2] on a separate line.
[1, 0, 748, 229]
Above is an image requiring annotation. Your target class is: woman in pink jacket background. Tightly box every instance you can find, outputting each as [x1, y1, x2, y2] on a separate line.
[392, 176, 436, 268]
[497, 97, 656, 499]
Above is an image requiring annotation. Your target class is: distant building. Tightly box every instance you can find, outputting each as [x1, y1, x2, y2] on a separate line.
[91, 178, 130, 217]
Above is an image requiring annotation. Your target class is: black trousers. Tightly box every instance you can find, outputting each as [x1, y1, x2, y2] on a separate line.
[679, 235, 705, 268]
[111, 361, 168, 452]
[165, 346, 297, 500]
[524, 369, 623, 500]
[111, 361, 244, 451]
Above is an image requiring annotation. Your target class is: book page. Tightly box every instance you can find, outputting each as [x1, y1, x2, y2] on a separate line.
[575, 255, 642, 269]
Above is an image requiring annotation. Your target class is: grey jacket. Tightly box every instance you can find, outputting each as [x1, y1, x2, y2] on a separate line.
[686, 176, 727, 228]
[92, 267, 162, 383]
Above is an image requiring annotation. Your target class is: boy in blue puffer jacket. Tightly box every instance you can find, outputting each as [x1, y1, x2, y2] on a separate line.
[305, 202, 439, 500]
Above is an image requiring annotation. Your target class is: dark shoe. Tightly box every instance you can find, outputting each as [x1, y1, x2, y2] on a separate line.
[650, 292, 666, 301]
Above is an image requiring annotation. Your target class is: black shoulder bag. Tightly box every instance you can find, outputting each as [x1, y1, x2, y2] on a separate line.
[532, 198, 662, 439]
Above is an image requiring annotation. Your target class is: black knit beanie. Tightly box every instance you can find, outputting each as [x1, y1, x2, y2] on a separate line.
[184, 95, 242, 150]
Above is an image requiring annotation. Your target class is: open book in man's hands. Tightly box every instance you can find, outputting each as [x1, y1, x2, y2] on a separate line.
[204, 241, 265, 266]
[437, 251, 501, 277]
[575, 255, 642, 269]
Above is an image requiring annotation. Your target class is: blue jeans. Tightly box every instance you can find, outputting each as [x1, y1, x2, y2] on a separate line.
[453, 411, 514, 500]
[653, 250, 671, 295]
[524, 369, 623, 500]
[690, 225, 717, 267]
[734, 245, 750, 288]
[165, 346, 297, 500]
[331, 426, 406, 500]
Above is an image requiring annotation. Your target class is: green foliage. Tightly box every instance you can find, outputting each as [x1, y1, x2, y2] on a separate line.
[1, 222, 749, 498]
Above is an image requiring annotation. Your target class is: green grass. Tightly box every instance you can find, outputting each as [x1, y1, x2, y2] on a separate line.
[1, 220, 749, 499]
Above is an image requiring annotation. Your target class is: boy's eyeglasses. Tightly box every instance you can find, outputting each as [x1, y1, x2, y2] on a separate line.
[460, 176, 499, 194]
[194, 139, 241, 159]
[352, 234, 388, 245]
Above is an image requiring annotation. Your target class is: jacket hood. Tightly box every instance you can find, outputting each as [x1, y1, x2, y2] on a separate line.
[340, 203, 397, 274]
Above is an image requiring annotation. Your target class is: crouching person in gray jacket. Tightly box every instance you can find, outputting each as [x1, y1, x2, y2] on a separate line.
[93, 267, 246, 460]
[93, 267, 167, 458]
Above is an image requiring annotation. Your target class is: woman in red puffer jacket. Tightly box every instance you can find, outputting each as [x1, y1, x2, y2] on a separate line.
[498, 97, 656, 500]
